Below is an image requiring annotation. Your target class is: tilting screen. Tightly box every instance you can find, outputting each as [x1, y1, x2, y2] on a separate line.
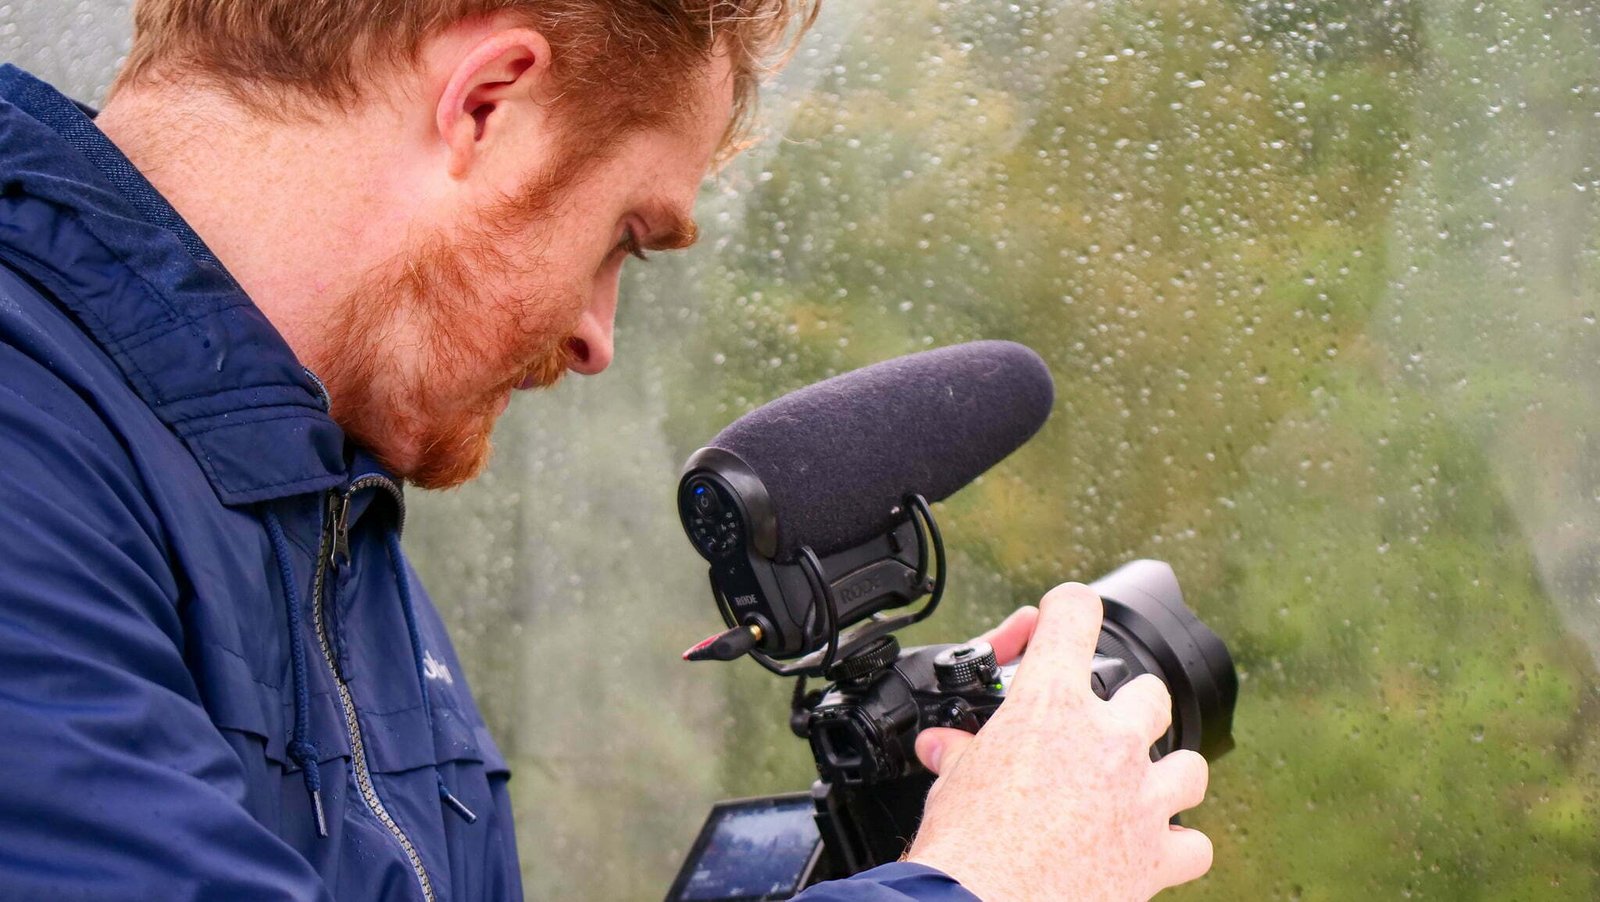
[666, 796, 821, 902]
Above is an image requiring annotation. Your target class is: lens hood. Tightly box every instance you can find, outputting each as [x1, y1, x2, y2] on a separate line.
[1090, 560, 1238, 760]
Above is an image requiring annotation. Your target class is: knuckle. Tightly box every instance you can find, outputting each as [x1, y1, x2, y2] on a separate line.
[1167, 747, 1204, 768]
[1166, 749, 1207, 780]
[1105, 713, 1152, 751]
[1130, 673, 1172, 706]
[1160, 751, 1209, 807]
[1109, 675, 1171, 727]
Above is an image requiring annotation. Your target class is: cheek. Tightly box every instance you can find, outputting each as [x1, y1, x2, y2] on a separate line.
[452, 230, 616, 377]
[532, 268, 599, 336]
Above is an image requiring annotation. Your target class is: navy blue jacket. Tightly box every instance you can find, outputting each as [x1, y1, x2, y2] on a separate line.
[0, 66, 974, 901]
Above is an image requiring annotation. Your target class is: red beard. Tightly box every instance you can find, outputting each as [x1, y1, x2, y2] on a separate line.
[311, 227, 580, 489]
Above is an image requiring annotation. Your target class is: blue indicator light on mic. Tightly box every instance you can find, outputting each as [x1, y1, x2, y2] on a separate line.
[695, 486, 706, 495]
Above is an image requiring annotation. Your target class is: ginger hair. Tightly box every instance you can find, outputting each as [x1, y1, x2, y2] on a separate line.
[113, 0, 820, 151]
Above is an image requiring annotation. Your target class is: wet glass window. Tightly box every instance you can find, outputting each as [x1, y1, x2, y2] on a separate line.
[8, 1, 1600, 898]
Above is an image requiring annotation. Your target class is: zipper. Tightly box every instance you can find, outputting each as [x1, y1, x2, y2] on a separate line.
[303, 367, 331, 412]
[315, 484, 434, 902]
[348, 474, 407, 535]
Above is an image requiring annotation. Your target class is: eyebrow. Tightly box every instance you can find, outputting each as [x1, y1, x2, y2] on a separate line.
[644, 205, 700, 252]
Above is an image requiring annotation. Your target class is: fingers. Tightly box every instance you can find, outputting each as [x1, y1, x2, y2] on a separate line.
[1147, 749, 1208, 814]
[977, 605, 1039, 665]
[1149, 751, 1211, 890]
[1107, 673, 1173, 743]
[915, 727, 974, 776]
[1158, 825, 1214, 887]
[1009, 582, 1104, 702]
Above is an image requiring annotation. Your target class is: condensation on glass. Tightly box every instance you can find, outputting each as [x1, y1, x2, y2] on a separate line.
[1, 1, 131, 103]
[7, 1, 1600, 898]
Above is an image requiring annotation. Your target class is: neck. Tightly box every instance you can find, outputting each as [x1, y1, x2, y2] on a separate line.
[94, 86, 422, 364]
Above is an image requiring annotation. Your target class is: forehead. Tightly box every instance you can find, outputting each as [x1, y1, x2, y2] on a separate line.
[608, 57, 736, 210]
[662, 54, 738, 170]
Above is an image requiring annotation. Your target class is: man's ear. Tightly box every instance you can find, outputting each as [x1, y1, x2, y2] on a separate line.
[436, 28, 553, 179]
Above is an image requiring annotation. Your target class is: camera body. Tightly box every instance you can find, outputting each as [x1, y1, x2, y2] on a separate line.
[804, 638, 1136, 788]
[667, 558, 1238, 901]
[669, 445, 1237, 901]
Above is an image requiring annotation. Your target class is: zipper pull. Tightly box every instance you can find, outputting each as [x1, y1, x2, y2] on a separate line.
[328, 491, 352, 571]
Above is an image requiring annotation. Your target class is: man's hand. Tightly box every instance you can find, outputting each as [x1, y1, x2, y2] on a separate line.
[905, 583, 1213, 901]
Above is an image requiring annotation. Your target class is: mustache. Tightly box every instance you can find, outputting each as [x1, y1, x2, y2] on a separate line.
[515, 338, 582, 391]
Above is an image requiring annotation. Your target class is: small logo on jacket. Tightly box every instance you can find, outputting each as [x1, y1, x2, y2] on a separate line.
[423, 651, 455, 686]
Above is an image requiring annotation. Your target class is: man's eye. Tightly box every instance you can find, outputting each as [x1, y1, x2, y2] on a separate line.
[619, 228, 651, 263]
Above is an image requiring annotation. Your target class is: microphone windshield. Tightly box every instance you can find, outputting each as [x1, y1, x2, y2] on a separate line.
[703, 341, 1054, 561]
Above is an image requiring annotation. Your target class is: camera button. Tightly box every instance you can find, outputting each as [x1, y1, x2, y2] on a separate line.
[938, 699, 979, 732]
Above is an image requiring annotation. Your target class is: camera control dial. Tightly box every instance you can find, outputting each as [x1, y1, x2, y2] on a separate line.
[933, 641, 1001, 692]
[824, 636, 901, 685]
[936, 697, 980, 732]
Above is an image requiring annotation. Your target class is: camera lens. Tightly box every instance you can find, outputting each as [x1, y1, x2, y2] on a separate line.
[1089, 560, 1238, 760]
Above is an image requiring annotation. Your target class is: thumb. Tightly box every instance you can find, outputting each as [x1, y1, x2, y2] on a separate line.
[915, 727, 976, 776]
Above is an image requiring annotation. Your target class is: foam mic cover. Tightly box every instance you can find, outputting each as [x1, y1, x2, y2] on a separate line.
[703, 340, 1054, 561]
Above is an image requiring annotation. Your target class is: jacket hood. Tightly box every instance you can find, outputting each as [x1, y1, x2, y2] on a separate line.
[0, 64, 345, 505]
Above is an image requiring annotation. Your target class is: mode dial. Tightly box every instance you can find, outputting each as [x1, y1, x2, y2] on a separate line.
[934, 641, 1001, 691]
[824, 636, 901, 685]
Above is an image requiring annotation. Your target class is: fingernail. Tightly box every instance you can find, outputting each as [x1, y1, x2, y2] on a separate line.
[927, 742, 944, 772]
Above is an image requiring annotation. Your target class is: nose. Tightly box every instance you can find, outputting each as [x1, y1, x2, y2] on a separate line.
[565, 290, 617, 376]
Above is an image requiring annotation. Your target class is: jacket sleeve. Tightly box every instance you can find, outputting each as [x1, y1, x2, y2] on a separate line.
[0, 365, 333, 902]
[795, 863, 981, 901]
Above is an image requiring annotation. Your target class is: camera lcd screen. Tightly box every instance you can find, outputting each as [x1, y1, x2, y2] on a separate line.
[665, 795, 822, 902]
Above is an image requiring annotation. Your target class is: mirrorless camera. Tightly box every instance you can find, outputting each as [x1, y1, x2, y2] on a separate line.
[665, 445, 1238, 901]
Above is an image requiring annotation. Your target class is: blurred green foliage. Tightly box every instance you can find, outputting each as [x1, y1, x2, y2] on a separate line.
[651, 0, 1600, 897]
[415, 0, 1600, 897]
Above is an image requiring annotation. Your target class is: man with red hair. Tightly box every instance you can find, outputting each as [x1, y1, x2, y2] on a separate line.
[0, 1, 1212, 899]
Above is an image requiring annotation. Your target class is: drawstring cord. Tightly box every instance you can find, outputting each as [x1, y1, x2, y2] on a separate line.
[386, 530, 479, 825]
[264, 509, 329, 838]
[263, 504, 476, 836]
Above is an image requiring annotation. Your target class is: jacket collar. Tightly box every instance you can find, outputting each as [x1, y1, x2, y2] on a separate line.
[0, 65, 347, 505]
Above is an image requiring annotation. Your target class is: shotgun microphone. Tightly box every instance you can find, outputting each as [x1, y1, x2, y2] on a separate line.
[668, 344, 1240, 890]
[678, 341, 1054, 670]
